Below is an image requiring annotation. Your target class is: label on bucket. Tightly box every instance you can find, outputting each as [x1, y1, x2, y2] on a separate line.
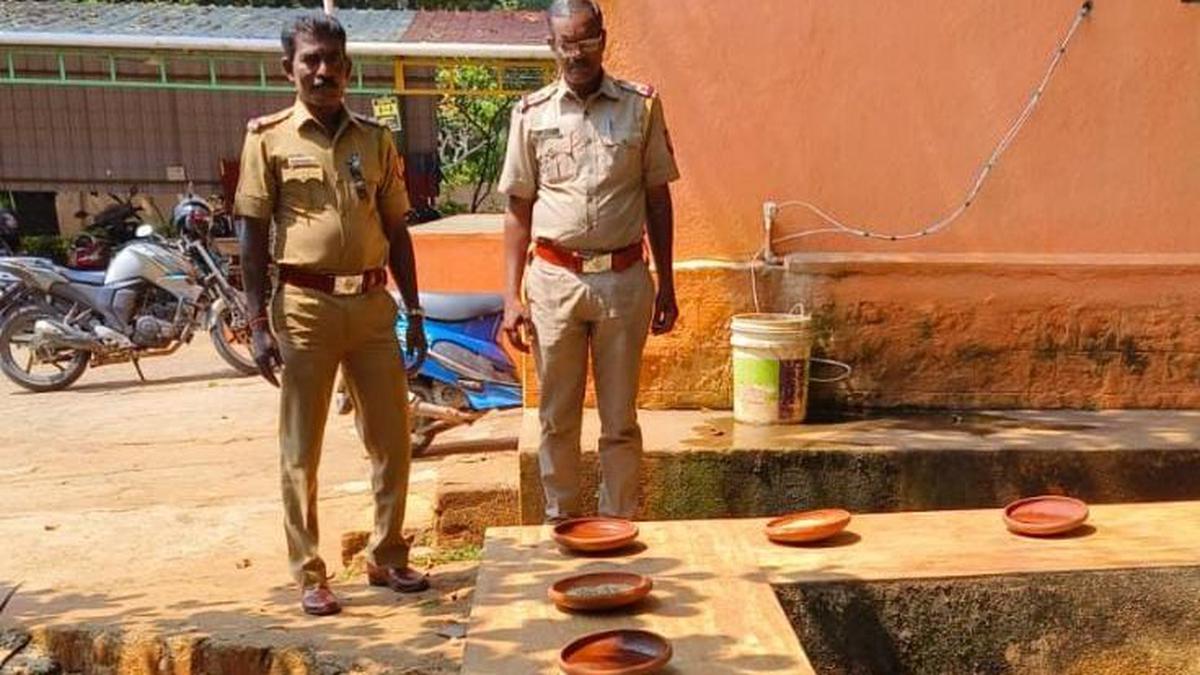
[733, 355, 808, 423]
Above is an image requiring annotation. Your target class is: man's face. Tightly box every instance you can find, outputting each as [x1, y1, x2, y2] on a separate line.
[283, 31, 351, 113]
[549, 13, 605, 90]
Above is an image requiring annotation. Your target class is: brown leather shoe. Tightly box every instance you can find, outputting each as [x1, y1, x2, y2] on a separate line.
[367, 564, 430, 593]
[301, 585, 342, 616]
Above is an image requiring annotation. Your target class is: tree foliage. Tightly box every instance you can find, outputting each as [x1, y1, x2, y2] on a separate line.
[436, 66, 518, 213]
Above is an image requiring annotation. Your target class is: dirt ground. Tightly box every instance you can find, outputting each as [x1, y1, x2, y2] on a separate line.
[0, 339, 520, 673]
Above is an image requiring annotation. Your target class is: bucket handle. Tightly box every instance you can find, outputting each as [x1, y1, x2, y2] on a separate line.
[810, 357, 852, 383]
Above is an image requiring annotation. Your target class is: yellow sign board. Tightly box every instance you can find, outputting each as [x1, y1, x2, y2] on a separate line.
[371, 96, 402, 132]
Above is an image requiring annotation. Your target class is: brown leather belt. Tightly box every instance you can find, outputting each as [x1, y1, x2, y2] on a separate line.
[279, 265, 388, 296]
[534, 239, 644, 274]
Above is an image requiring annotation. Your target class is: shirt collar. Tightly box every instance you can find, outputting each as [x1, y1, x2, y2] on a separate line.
[292, 99, 360, 136]
[555, 73, 621, 104]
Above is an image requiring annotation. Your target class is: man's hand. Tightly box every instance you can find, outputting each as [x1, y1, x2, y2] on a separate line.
[251, 326, 283, 387]
[651, 286, 679, 335]
[405, 315, 428, 373]
[502, 296, 533, 353]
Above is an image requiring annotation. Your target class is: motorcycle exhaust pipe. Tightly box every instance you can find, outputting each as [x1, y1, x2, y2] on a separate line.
[409, 396, 484, 425]
[33, 319, 105, 352]
[32, 320, 131, 353]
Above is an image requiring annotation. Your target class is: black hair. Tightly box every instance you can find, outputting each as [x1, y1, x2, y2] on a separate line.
[281, 13, 347, 61]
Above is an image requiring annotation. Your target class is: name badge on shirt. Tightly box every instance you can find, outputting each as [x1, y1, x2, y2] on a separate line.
[281, 155, 323, 183]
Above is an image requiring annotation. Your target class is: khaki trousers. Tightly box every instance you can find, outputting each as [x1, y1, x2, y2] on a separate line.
[273, 284, 412, 588]
[526, 257, 655, 520]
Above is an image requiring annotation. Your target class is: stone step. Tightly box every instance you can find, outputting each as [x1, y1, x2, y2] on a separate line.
[518, 409, 1200, 522]
[464, 501, 1200, 674]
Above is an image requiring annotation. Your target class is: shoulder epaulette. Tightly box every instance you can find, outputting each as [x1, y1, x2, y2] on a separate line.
[351, 112, 387, 129]
[616, 79, 656, 98]
[519, 83, 557, 113]
[245, 108, 292, 133]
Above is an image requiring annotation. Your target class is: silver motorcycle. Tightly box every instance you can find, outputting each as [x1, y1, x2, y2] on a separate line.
[0, 225, 256, 392]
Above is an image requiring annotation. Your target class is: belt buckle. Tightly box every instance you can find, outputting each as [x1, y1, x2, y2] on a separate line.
[333, 274, 364, 295]
[581, 253, 612, 274]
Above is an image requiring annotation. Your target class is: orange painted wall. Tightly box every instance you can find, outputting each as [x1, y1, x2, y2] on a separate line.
[411, 232, 505, 293]
[600, 0, 1199, 261]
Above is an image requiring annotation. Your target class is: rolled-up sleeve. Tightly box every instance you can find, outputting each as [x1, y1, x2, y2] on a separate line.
[233, 132, 275, 221]
[377, 132, 411, 226]
[642, 96, 680, 189]
[497, 105, 536, 199]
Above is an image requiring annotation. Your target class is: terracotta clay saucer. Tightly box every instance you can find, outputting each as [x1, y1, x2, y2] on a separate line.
[559, 629, 672, 675]
[549, 571, 653, 612]
[553, 517, 639, 553]
[765, 508, 852, 544]
[1003, 495, 1089, 536]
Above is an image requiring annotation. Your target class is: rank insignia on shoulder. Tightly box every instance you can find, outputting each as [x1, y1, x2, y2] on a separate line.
[617, 79, 656, 98]
[246, 108, 291, 133]
[520, 85, 556, 113]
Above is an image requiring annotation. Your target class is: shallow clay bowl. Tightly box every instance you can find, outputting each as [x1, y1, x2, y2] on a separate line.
[553, 517, 639, 553]
[559, 629, 672, 675]
[765, 509, 852, 544]
[1003, 495, 1089, 536]
[549, 571, 653, 612]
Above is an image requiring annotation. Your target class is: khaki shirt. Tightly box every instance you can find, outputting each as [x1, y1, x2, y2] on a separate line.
[498, 75, 680, 252]
[234, 101, 410, 275]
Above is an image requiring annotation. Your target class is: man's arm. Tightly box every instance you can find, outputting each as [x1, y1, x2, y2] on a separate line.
[385, 220, 420, 316]
[240, 215, 282, 386]
[502, 195, 534, 352]
[383, 215, 426, 369]
[645, 184, 677, 335]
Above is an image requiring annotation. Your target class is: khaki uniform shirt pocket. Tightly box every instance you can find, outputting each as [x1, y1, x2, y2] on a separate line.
[281, 165, 325, 210]
[599, 127, 642, 178]
[536, 135, 577, 186]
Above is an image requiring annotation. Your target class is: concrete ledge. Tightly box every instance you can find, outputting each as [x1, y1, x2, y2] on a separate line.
[518, 409, 1200, 523]
[1, 625, 323, 675]
[464, 501, 1200, 674]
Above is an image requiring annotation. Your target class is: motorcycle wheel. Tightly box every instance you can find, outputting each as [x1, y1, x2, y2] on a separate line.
[209, 306, 258, 376]
[409, 379, 449, 457]
[335, 377, 437, 455]
[0, 305, 89, 392]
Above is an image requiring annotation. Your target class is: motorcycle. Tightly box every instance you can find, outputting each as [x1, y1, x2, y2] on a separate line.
[0, 221, 257, 392]
[67, 188, 146, 270]
[0, 208, 17, 257]
[335, 291, 522, 455]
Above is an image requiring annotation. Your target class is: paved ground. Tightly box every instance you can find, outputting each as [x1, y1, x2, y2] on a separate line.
[0, 339, 520, 673]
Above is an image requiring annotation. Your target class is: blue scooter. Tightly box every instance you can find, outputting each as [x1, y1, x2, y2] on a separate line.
[336, 291, 522, 455]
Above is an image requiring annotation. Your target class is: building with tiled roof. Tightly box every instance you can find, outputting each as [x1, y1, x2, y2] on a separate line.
[0, 2, 554, 233]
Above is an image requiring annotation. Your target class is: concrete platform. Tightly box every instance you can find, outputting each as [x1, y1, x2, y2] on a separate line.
[463, 501, 1200, 674]
[518, 409, 1200, 522]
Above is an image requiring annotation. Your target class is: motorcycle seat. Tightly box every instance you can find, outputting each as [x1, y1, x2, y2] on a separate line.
[418, 292, 504, 322]
[60, 268, 106, 285]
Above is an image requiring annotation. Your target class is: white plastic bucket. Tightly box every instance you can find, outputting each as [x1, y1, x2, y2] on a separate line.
[731, 313, 813, 425]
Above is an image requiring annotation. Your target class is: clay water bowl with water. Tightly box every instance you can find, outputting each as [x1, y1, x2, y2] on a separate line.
[553, 517, 640, 553]
[1003, 495, 1089, 536]
[559, 628, 672, 675]
[765, 508, 852, 544]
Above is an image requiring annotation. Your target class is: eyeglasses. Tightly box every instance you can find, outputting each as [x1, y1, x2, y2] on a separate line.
[554, 36, 603, 57]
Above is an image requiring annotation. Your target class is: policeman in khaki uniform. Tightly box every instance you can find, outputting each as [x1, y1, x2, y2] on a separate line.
[500, 0, 680, 521]
[235, 13, 430, 617]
